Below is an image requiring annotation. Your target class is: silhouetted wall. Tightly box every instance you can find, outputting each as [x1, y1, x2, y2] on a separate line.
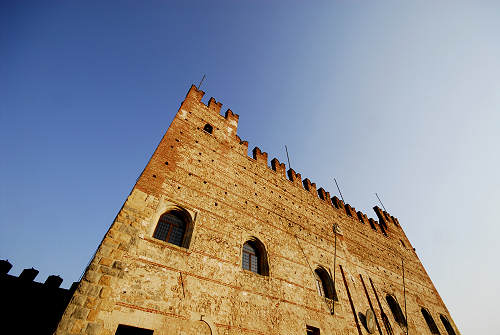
[0, 259, 78, 335]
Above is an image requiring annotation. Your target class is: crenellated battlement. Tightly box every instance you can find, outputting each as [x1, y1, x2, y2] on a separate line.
[181, 84, 404, 240]
[0, 259, 72, 288]
[271, 158, 286, 178]
[252, 147, 268, 165]
[182, 85, 241, 135]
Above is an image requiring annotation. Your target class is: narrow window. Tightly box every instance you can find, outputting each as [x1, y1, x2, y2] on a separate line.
[203, 123, 213, 134]
[153, 211, 187, 247]
[386, 295, 407, 329]
[314, 267, 338, 301]
[242, 242, 259, 273]
[421, 308, 440, 334]
[306, 325, 320, 335]
[115, 324, 154, 335]
[241, 238, 269, 275]
[381, 312, 394, 335]
[439, 315, 456, 335]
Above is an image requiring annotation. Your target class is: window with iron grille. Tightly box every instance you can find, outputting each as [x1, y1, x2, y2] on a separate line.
[242, 242, 259, 273]
[153, 212, 186, 247]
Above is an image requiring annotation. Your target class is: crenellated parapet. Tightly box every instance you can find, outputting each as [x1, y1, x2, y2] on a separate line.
[0, 259, 72, 288]
[332, 196, 345, 210]
[181, 84, 405, 241]
[208, 97, 222, 115]
[287, 169, 302, 187]
[252, 147, 268, 165]
[302, 178, 318, 197]
[271, 158, 286, 178]
[317, 188, 332, 205]
[182, 84, 241, 137]
[344, 204, 357, 218]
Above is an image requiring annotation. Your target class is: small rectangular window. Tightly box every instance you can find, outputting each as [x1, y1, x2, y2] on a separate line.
[115, 324, 154, 335]
[306, 325, 320, 335]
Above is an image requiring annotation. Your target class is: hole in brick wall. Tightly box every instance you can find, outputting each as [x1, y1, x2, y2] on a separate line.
[180, 131, 183, 134]
[170, 145, 174, 148]
[177, 186, 181, 189]
[211, 159, 214, 162]
[224, 191, 227, 195]
[215, 203, 218, 206]
[165, 161, 168, 165]
[203, 123, 213, 134]
[199, 152, 202, 155]
[256, 205, 258, 208]
[188, 173, 192, 176]
[152, 175, 156, 178]
[203, 181, 207, 184]
[195, 140, 199, 143]
[198, 159, 201, 162]
[175, 139, 179, 142]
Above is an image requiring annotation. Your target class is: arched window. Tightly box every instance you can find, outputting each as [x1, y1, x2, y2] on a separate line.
[421, 308, 440, 334]
[386, 294, 407, 329]
[439, 314, 456, 335]
[314, 267, 338, 301]
[153, 210, 190, 247]
[242, 238, 269, 275]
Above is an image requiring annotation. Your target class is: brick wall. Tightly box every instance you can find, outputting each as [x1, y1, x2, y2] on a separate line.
[54, 85, 459, 335]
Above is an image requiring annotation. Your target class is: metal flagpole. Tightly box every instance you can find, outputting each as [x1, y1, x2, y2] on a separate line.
[197, 74, 206, 89]
[285, 145, 291, 169]
[334, 178, 345, 203]
[332, 223, 338, 314]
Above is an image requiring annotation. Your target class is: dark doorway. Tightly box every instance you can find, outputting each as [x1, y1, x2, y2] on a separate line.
[306, 325, 320, 335]
[115, 324, 154, 335]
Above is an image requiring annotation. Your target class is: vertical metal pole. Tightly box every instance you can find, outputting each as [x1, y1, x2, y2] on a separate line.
[285, 145, 291, 169]
[197, 74, 206, 89]
[334, 178, 345, 203]
[402, 258, 408, 335]
[375, 193, 388, 212]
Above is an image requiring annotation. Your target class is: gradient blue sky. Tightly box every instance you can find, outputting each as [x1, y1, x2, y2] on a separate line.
[1, 1, 498, 333]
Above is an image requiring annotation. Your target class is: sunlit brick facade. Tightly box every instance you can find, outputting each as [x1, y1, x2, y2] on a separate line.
[55, 85, 459, 335]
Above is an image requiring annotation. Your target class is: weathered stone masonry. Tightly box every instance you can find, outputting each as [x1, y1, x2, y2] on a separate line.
[54, 85, 459, 335]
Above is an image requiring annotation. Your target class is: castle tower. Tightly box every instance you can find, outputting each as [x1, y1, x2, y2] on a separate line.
[55, 85, 459, 335]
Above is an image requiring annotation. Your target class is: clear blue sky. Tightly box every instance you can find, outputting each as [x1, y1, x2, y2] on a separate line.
[1, 1, 498, 333]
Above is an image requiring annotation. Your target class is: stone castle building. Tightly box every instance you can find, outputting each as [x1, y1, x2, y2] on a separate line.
[54, 85, 459, 335]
